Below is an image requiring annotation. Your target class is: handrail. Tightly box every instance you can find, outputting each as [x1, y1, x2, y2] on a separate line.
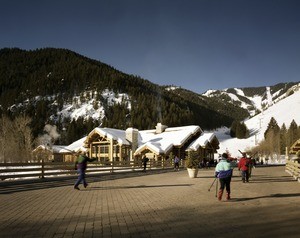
[0, 160, 175, 181]
[285, 159, 300, 182]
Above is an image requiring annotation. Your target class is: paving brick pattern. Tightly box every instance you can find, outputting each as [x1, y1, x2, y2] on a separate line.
[0, 166, 300, 238]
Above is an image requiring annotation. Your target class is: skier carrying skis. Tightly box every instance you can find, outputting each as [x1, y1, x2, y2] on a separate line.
[238, 152, 252, 183]
[215, 153, 234, 201]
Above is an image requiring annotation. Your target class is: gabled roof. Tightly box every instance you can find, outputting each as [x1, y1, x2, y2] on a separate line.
[134, 125, 202, 155]
[64, 136, 87, 153]
[53, 124, 220, 156]
[51, 137, 87, 154]
[32, 145, 52, 153]
[186, 133, 219, 151]
[85, 127, 132, 145]
[52, 145, 70, 153]
[134, 142, 173, 155]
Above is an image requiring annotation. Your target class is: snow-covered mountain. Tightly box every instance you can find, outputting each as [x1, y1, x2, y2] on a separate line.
[50, 89, 131, 122]
[213, 84, 300, 158]
[202, 82, 298, 117]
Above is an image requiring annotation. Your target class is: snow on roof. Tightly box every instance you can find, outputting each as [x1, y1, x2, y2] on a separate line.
[64, 136, 87, 153]
[32, 145, 52, 153]
[135, 125, 201, 155]
[52, 145, 70, 153]
[134, 142, 173, 155]
[50, 137, 87, 154]
[89, 127, 131, 145]
[187, 132, 217, 151]
[53, 125, 218, 156]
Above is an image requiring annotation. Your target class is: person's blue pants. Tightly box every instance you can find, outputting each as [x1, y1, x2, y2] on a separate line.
[75, 169, 87, 187]
[241, 170, 249, 182]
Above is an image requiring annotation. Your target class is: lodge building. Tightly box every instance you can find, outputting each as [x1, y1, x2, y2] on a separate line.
[53, 123, 220, 163]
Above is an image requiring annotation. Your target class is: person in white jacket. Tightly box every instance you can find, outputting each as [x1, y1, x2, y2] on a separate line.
[215, 153, 234, 201]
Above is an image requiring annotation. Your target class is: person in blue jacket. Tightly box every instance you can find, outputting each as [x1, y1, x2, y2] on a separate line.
[74, 151, 96, 190]
[215, 153, 234, 201]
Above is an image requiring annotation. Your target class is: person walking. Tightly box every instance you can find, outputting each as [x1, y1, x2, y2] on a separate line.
[174, 155, 180, 171]
[238, 152, 252, 183]
[142, 155, 149, 171]
[215, 153, 234, 201]
[74, 151, 96, 190]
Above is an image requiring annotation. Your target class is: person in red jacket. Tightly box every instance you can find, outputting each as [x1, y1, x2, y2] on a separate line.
[238, 153, 252, 183]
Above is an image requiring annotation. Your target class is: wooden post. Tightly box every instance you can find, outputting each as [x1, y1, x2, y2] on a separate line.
[41, 158, 45, 179]
[110, 140, 114, 173]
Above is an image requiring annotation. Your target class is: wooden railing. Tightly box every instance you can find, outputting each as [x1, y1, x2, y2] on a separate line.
[285, 159, 300, 182]
[0, 159, 175, 181]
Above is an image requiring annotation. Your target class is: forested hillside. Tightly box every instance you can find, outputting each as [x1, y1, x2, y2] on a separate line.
[0, 48, 252, 144]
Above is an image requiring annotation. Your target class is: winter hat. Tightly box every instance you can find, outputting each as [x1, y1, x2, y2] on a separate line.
[222, 153, 228, 159]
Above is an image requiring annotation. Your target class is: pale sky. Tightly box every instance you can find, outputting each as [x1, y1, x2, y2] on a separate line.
[1, 0, 300, 93]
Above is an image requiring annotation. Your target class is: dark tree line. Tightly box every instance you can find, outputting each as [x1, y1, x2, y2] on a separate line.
[230, 120, 249, 139]
[0, 47, 267, 144]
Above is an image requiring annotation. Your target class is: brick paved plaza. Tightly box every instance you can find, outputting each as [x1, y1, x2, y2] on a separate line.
[0, 166, 300, 238]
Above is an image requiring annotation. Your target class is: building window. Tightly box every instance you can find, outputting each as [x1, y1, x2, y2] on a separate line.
[113, 145, 120, 153]
[100, 145, 109, 153]
[92, 146, 98, 154]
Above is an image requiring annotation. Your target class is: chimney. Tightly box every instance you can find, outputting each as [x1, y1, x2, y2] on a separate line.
[126, 128, 139, 157]
[155, 123, 167, 134]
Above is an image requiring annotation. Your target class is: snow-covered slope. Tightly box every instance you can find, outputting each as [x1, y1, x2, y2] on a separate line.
[214, 88, 300, 158]
[50, 89, 131, 122]
[203, 82, 299, 116]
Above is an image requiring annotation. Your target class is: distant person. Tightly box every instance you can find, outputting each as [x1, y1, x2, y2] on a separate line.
[249, 157, 256, 177]
[174, 155, 180, 171]
[238, 153, 252, 183]
[215, 153, 234, 201]
[201, 158, 207, 169]
[142, 155, 149, 171]
[74, 151, 96, 190]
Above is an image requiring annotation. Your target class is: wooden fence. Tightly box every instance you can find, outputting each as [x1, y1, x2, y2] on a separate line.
[285, 159, 300, 182]
[0, 159, 176, 181]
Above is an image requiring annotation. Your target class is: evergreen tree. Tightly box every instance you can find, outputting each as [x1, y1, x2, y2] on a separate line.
[287, 120, 299, 148]
[264, 117, 281, 156]
[236, 122, 249, 139]
[230, 120, 249, 138]
[280, 123, 287, 154]
[230, 120, 238, 137]
[264, 117, 280, 139]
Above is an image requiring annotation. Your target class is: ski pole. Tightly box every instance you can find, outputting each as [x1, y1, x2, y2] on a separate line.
[215, 178, 218, 197]
[208, 178, 217, 191]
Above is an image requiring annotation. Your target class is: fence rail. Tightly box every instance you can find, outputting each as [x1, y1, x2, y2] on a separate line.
[285, 159, 300, 182]
[0, 160, 175, 181]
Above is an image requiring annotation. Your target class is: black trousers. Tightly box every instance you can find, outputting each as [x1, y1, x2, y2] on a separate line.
[219, 177, 231, 193]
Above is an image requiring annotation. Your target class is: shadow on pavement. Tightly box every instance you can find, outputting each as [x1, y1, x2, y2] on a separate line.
[86, 184, 193, 190]
[231, 193, 300, 202]
[0, 169, 173, 194]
